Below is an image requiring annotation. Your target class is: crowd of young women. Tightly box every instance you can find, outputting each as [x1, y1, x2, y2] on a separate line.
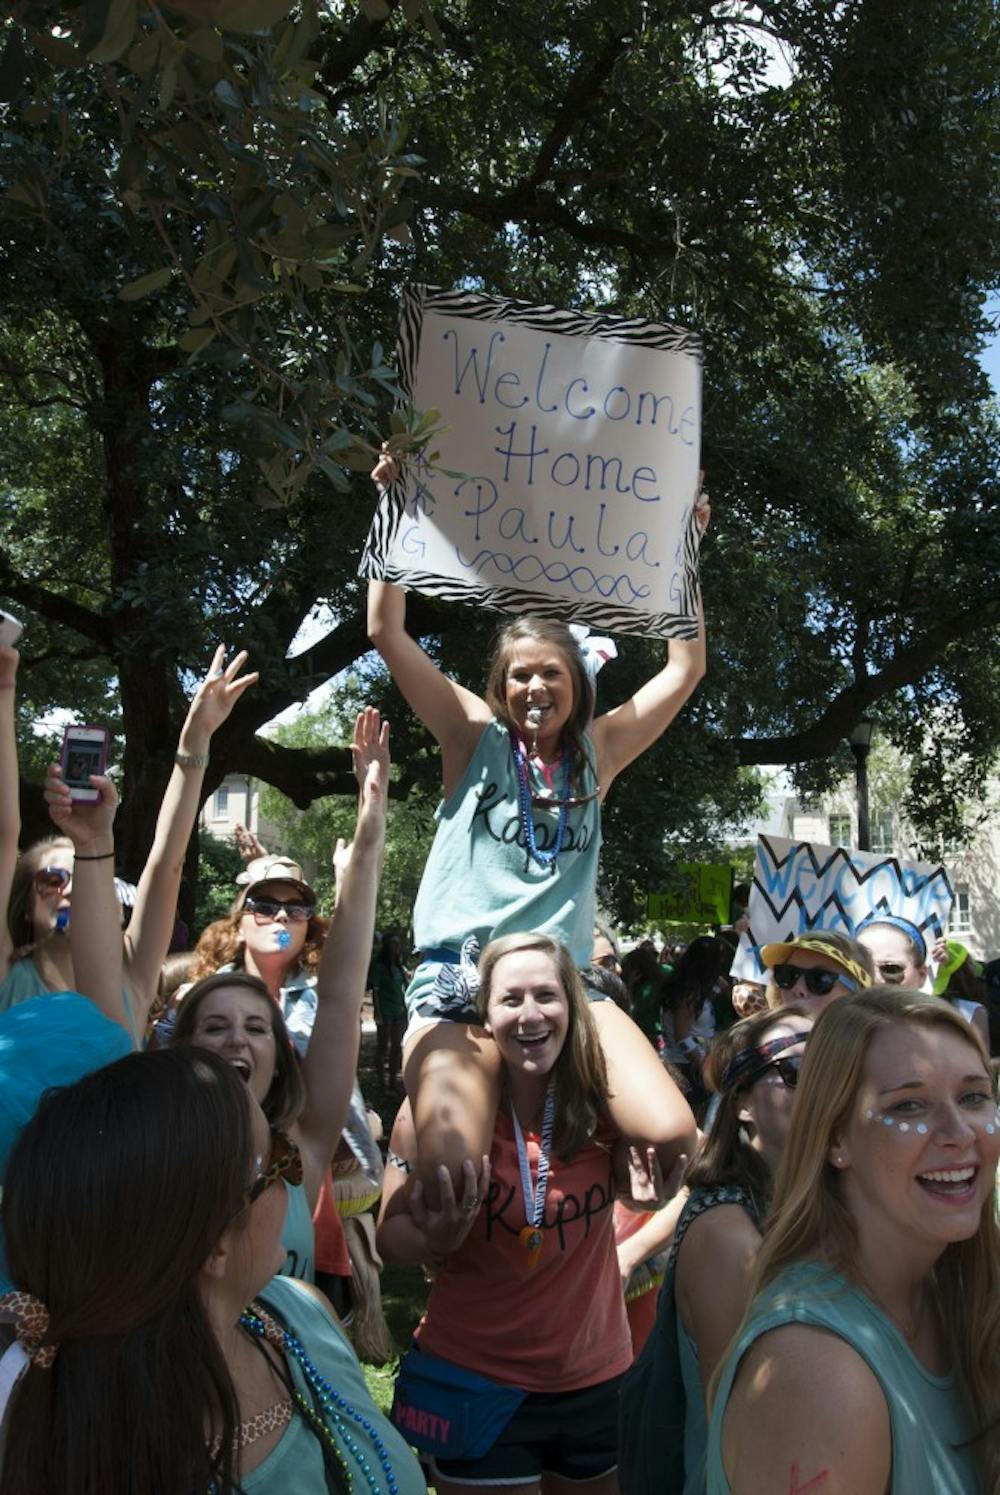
[2, 440, 998, 1494]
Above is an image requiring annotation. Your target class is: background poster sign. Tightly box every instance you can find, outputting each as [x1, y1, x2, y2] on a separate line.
[732, 835, 954, 981]
[647, 864, 734, 926]
[361, 285, 704, 638]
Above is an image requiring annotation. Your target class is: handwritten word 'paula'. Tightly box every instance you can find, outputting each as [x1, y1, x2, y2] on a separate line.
[442, 328, 697, 442]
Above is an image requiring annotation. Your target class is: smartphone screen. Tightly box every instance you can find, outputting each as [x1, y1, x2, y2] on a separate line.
[61, 727, 108, 801]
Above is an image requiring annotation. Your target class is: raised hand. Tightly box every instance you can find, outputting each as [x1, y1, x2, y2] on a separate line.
[233, 821, 268, 863]
[351, 706, 390, 802]
[695, 468, 711, 536]
[615, 1143, 687, 1213]
[371, 442, 401, 491]
[181, 645, 259, 755]
[44, 763, 118, 852]
[409, 1155, 491, 1265]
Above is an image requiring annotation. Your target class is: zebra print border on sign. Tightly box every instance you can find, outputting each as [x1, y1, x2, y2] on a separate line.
[360, 285, 703, 639]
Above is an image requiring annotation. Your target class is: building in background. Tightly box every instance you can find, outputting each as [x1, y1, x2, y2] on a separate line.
[199, 774, 320, 887]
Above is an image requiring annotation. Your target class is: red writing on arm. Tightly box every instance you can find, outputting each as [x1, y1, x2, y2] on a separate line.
[789, 1464, 830, 1495]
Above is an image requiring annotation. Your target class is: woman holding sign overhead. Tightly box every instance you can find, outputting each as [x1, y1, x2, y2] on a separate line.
[367, 449, 707, 1199]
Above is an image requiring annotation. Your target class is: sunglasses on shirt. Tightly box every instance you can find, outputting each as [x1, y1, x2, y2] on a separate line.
[34, 866, 72, 896]
[244, 895, 315, 924]
[239, 1128, 303, 1214]
[772, 963, 847, 997]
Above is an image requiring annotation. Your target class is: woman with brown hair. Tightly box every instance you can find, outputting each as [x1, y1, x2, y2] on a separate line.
[367, 455, 706, 1203]
[170, 709, 389, 1284]
[378, 930, 666, 1494]
[1, 641, 257, 1038]
[620, 1004, 811, 1494]
[0, 1046, 425, 1495]
[707, 987, 1000, 1493]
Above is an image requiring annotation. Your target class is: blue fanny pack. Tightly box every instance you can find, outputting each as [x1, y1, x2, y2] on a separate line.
[391, 1343, 527, 1461]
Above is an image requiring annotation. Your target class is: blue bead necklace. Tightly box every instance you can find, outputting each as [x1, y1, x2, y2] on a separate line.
[510, 730, 571, 871]
[230, 1305, 400, 1495]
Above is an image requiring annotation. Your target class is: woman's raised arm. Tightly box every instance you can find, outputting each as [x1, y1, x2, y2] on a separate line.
[124, 646, 257, 1022]
[296, 709, 389, 1179]
[43, 764, 128, 1036]
[591, 484, 710, 790]
[367, 450, 489, 791]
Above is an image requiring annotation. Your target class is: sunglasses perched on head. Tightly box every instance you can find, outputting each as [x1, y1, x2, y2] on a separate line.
[34, 866, 72, 896]
[760, 1055, 801, 1089]
[240, 1128, 303, 1213]
[772, 963, 849, 997]
[244, 895, 314, 924]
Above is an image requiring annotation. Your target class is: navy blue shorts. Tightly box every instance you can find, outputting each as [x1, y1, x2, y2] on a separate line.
[427, 1372, 624, 1486]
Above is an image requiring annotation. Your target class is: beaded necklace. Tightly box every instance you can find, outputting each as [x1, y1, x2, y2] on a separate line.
[509, 730, 571, 871]
[211, 1305, 400, 1495]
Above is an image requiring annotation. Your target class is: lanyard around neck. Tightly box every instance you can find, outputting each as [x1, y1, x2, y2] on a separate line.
[510, 1081, 556, 1228]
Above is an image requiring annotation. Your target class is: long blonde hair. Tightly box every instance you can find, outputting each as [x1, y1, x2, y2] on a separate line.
[751, 987, 1000, 1479]
[477, 931, 609, 1158]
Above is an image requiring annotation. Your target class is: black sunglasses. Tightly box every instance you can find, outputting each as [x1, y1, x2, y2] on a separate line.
[760, 1056, 801, 1089]
[244, 895, 314, 924]
[772, 963, 844, 997]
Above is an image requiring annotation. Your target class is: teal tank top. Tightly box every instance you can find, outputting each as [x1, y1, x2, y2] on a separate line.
[706, 1262, 981, 1494]
[0, 958, 47, 1013]
[0, 959, 141, 1048]
[242, 1276, 426, 1494]
[412, 720, 601, 968]
[280, 1180, 315, 1283]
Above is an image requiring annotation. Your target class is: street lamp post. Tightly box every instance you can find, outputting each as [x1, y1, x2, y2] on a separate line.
[849, 719, 875, 852]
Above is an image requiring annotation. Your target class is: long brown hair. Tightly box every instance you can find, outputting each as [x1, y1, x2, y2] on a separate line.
[686, 1005, 808, 1217]
[477, 930, 609, 1158]
[747, 987, 1000, 1482]
[188, 902, 328, 984]
[483, 616, 596, 790]
[6, 835, 73, 960]
[171, 970, 306, 1133]
[0, 1049, 254, 1495]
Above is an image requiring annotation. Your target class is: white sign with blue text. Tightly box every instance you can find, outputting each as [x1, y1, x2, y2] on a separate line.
[731, 835, 955, 982]
[360, 286, 704, 638]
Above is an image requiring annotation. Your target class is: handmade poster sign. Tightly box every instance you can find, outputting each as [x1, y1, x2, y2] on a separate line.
[360, 285, 704, 638]
[647, 864, 734, 926]
[731, 835, 954, 982]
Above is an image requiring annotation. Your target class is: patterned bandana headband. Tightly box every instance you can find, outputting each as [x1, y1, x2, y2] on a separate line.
[721, 1031, 807, 1094]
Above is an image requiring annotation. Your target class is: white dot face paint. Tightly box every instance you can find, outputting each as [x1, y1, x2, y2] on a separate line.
[916, 1123, 929, 1135]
